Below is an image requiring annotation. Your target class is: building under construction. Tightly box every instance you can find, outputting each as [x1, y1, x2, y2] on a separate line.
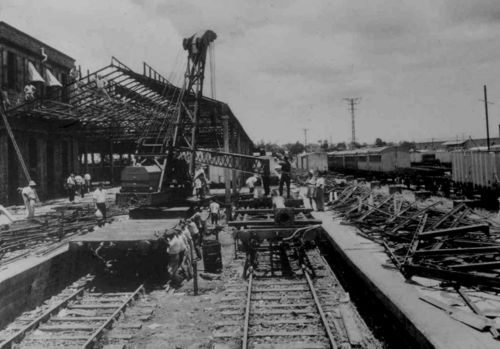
[0, 22, 253, 205]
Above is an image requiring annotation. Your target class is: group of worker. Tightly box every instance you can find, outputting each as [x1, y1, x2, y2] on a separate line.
[305, 170, 326, 211]
[66, 173, 92, 202]
[18, 177, 107, 221]
[163, 207, 214, 289]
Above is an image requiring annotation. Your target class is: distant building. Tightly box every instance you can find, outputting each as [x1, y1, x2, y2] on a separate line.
[0, 21, 77, 204]
[414, 137, 500, 151]
[296, 152, 328, 172]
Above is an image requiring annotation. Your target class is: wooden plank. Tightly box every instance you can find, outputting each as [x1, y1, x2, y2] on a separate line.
[252, 302, 315, 308]
[250, 330, 324, 337]
[251, 309, 315, 315]
[51, 317, 109, 321]
[253, 343, 328, 349]
[339, 303, 363, 346]
[38, 324, 97, 331]
[252, 287, 309, 292]
[116, 322, 143, 329]
[68, 303, 123, 309]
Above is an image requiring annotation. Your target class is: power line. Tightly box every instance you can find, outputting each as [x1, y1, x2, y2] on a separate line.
[343, 97, 361, 146]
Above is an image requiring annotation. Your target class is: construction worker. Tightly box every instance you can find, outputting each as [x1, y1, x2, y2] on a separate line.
[20, 180, 38, 219]
[262, 162, 271, 196]
[306, 170, 317, 209]
[315, 172, 325, 211]
[194, 176, 203, 199]
[93, 183, 107, 225]
[178, 221, 193, 280]
[245, 174, 258, 194]
[24, 83, 36, 102]
[164, 228, 187, 289]
[185, 218, 202, 259]
[66, 173, 76, 203]
[209, 199, 220, 226]
[74, 174, 84, 198]
[84, 173, 92, 193]
[239, 230, 258, 279]
[278, 156, 291, 197]
[190, 207, 205, 233]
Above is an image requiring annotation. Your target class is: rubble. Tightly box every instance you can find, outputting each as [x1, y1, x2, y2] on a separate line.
[325, 177, 500, 292]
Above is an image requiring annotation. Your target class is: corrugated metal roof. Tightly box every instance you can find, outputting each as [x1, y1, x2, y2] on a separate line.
[328, 146, 394, 156]
[442, 140, 467, 146]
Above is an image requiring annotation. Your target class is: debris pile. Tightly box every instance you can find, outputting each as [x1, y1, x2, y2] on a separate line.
[328, 183, 500, 291]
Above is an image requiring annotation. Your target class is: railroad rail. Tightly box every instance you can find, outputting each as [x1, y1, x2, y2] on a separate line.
[0, 204, 127, 267]
[213, 242, 380, 348]
[0, 281, 145, 349]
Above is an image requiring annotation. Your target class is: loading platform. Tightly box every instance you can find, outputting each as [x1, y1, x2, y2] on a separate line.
[314, 211, 500, 349]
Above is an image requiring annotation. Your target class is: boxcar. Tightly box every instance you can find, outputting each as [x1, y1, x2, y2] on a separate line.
[451, 150, 500, 189]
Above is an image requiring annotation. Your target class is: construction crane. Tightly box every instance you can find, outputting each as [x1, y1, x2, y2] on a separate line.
[117, 30, 269, 207]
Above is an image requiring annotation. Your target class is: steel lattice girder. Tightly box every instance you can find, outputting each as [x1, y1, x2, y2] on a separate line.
[181, 148, 270, 175]
[136, 148, 270, 175]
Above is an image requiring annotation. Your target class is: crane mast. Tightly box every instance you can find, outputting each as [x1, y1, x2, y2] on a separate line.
[164, 30, 217, 191]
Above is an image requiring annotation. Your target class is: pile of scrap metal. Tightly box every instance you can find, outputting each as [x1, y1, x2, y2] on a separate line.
[0, 204, 126, 266]
[330, 184, 500, 291]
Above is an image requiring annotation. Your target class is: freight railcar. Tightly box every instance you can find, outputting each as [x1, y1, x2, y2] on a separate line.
[451, 149, 500, 199]
[410, 150, 451, 168]
[328, 146, 449, 193]
[328, 146, 410, 174]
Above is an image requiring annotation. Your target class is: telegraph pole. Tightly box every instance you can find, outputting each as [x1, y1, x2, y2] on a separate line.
[343, 98, 361, 147]
[480, 85, 494, 151]
[303, 128, 308, 152]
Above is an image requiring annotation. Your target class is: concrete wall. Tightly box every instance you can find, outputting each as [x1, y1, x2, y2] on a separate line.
[0, 248, 94, 328]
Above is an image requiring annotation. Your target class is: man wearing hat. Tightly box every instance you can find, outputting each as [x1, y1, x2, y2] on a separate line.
[20, 180, 38, 218]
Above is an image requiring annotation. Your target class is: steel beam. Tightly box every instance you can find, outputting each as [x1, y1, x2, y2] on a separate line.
[418, 224, 489, 240]
[414, 246, 500, 257]
[403, 264, 500, 289]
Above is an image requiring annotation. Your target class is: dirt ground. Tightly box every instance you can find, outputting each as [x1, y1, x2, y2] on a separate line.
[123, 227, 243, 349]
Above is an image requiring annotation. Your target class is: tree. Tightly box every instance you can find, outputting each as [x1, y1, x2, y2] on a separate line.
[375, 138, 387, 147]
[255, 141, 285, 155]
[320, 140, 329, 151]
[399, 141, 416, 150]
[287, 141, 305, 155]
[335, 142, 347, 151]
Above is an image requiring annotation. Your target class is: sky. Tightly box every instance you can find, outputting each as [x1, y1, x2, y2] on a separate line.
[1, 0, 500, 145]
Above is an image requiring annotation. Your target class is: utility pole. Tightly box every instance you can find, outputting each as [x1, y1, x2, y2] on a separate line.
[480, 85, 494, 151]
[303, 128, 308, 152]
[343, 97, 361, 147]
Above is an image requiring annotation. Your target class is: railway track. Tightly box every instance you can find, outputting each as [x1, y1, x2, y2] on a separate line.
[0, 276, 150, 349]
[214, 242, 381, 348]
